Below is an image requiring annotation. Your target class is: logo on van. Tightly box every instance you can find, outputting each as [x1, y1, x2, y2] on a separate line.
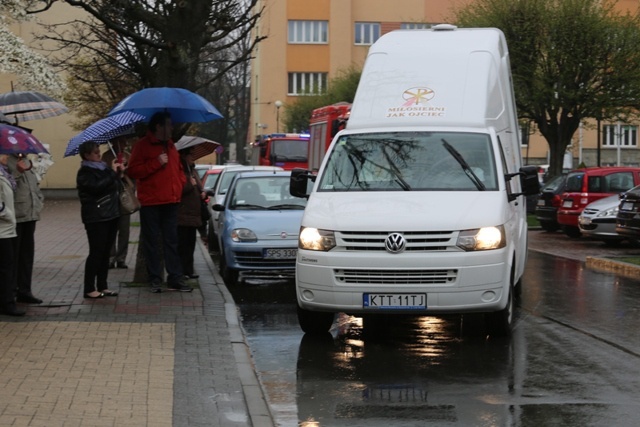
[402, 87, 435, 106]
[385, 233, 406, 254]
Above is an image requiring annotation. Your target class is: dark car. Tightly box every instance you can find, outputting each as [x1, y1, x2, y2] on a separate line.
[534, 173, 568, 232]
[616, 184, 640, 244]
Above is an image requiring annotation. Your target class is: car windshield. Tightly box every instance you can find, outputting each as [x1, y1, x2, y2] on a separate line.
[218, 170, 245, 195]
[317, 131, 498, 191]
[542, 174, 566, 192]
[203, 172, 220, 190]
[229, 176, 307, 210]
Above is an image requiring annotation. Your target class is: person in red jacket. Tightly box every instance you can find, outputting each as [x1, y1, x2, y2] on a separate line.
[127, 112, 191, 293]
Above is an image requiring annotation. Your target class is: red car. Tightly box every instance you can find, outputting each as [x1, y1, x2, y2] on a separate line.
[557, 167, 640, 237]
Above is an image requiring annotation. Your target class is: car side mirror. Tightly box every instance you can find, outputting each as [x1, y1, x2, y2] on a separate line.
[212, 204, 225, 212]
[290, 168, 315, 199]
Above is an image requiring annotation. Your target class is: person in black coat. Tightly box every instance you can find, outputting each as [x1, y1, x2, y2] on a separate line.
[76, 141, 124, 298]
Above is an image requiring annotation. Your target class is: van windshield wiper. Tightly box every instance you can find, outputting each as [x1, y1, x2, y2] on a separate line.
[441, 139, 486, 191]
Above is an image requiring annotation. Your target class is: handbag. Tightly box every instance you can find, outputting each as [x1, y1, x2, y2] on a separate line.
[201, 199, 211, 222]
[119, 175, 141, 215]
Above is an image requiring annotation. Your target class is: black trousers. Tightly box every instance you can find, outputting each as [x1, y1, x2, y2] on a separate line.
[177, 225, 197, 277]
[83, 218, 119, 294]
[12, 220, 36, 295]
[0, 237, 16, 307]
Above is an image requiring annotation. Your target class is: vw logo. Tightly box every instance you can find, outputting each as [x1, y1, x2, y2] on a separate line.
[280, 231, 288, 239]
[385, 233, 406, 253]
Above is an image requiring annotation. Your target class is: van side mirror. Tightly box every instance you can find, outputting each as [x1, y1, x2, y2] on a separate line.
[506, 165, 540, 201]
[290, 168, 315, 199]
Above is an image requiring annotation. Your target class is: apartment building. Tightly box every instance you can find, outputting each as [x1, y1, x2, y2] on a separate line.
[250, 0, 640, 170]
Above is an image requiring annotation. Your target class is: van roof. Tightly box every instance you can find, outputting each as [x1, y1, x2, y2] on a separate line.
[348, 27, 513, 131]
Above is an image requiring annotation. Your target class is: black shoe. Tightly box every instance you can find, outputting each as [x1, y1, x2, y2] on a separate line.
[16, 293, 43, 304]
[108, 261, 116, 269]
[1, 305, 26, 316]
[185, 274, 199, 279]
[116, 261, 128, 269]
[150, 283, 162, 293]
[167, 282, 193, 292]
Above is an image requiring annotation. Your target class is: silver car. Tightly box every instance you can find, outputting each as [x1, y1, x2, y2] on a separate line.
[578, 194, 626, 245]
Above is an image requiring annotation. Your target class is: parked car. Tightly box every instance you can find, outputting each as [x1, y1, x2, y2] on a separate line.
[616, 184, 640, 244]
[207, 165, 283, 251]
[212, 171, 307, 284]
[557, 167, 640, 237]
[534, 173, 568, 232]
[578, 194, 626, 245]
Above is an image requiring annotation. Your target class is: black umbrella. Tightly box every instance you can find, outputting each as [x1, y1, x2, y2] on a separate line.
[0, 90, 69, 123]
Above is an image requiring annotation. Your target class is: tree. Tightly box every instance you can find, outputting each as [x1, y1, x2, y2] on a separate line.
[283, 66, 361, 132]
[455, 0, 640, 177]
[0, 0, 64, 94]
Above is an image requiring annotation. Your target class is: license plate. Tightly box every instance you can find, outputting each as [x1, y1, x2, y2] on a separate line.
[264, 248, 297, 259]
[363, 293, 426, 309]
[562, 200, 573, 208]
[537, 199, 545, 206]
[622, 202, 634, 211]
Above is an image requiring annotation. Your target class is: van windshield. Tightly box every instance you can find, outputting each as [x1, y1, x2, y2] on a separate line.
[317, 131, 498, 191]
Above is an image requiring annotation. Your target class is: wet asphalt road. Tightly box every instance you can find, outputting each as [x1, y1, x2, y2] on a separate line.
[222, 230, 640, 426]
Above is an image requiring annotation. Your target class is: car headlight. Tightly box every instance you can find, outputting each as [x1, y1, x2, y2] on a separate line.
[597, 207, 618, 218]
[299, 227, 336, 251]
[456, 226, 505, 251]
[231, 228, 257, 242]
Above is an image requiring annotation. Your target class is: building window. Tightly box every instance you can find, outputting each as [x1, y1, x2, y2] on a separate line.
[288, 20, 328, 44]
[400, 23, 433, 29]
[355, 22, 380, 45]
[288, 72, 328, 95]
[603, 124, 638, 147]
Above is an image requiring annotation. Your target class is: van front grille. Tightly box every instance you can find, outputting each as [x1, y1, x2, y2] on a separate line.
[337, 230, 457, 252]
[335, 269, 457, 285]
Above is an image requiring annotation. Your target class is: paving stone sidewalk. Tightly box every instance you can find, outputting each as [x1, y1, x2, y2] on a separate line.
[0, 198, 274, 427]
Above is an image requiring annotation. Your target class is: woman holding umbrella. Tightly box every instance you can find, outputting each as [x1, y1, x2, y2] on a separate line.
[0, 153, 24, 316]
[76, 141, 124, 298]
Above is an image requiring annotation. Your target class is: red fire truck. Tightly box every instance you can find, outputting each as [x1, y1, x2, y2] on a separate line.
[251, 133, 310, 170]
[308, 102, 351, 171]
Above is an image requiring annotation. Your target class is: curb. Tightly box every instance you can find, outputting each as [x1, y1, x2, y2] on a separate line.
[585, 256, 640, 279]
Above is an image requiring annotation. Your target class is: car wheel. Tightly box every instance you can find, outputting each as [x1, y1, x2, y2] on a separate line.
[539, 221, 559, 232]
[563, 226, 582, 238]
[297, 305, 335, 335]
[208, 219, 219, 252]
[219, 246, 238, 285]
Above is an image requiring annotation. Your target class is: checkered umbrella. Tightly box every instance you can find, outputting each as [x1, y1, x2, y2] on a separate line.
[0, 91, 69, 123]
[175, 135, 221, 161]
[64, 111, 146, 157]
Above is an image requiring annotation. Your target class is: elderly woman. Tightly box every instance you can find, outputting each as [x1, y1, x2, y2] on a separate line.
[0, 153, 24, 316]
[76, 141, 124, 298]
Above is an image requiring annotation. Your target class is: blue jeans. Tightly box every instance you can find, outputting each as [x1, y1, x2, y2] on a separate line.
[140, 203, 183, 286]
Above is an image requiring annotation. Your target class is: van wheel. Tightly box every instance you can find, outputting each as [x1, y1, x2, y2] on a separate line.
[485, 288, 513, 337]
[297, 305, 335, 335]
[563, 226, 581, 238]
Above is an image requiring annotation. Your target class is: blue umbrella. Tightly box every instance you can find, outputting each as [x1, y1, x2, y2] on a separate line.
[64, 111, 146, 157]
[107, 87, 223, 123]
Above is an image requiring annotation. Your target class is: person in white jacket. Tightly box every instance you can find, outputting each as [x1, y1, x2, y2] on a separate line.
[0, 154, 25, 316]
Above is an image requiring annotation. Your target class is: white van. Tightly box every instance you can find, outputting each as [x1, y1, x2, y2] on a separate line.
[289, 25, 539, 336]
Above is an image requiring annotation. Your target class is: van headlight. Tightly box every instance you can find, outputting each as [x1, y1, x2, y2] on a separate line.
[231, 228, 257, 242]
[299, 227, 336, 251]
[456, 226, 505, 251]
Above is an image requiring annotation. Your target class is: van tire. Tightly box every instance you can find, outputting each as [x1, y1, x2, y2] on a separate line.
[297, 306, 335, 335]
[485, 288, 513, 337]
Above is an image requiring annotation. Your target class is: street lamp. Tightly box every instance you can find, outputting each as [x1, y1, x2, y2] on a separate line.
[275, 100, 283, 132]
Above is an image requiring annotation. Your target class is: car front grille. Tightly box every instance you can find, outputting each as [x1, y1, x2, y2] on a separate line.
[233, 250, 296, 269]
[334, 269, 457, 285]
